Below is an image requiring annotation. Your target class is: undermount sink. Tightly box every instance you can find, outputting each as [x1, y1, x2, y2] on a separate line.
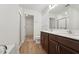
[51, 29, 69, 34]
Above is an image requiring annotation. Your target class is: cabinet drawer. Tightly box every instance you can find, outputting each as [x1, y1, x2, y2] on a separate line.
[49, 34, 58, 42]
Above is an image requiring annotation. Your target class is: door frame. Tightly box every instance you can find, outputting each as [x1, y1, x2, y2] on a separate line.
[25, 15, 34, 39]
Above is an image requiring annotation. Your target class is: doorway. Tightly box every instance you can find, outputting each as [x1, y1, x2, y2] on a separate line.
[25, 15, 34, 39]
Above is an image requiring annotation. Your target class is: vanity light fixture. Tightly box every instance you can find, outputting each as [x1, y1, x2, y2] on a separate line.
[49, 4, 58, 10]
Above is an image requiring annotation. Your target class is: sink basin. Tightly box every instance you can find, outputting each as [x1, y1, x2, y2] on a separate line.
[51, 29, 69, 34]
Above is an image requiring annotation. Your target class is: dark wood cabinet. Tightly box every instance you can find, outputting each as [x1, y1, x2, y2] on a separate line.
[41, 31, 79, 54]
[41, 32, 44, 49]
[57, 35, 79, 53]
[48, 34, 59, 54]
[60, 44, 78, 54]
[41, 32, 48, 53]
[49, 39, 58, 54]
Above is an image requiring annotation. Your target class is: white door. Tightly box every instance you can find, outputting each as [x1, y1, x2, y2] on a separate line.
[25, 15, 34, 37]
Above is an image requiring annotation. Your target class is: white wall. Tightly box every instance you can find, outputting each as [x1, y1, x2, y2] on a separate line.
[41, 13, 49, 31]
[67, 6, 79, 34]
[41, 7, 49, 31]
[68, 7, 79, 30]
[0, 5, 19, 45]
[19, 7, 26, 44]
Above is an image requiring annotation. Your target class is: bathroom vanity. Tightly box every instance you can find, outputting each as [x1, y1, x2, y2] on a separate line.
[41, 31, 79, 54]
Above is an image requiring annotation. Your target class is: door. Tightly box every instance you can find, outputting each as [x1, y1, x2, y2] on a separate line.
[41, 32, 44, 49]
[19, 13, 22, 45]
[60, 44, 78, 54]
[25, 15, 34, 38]
[41, 32, 48, 53]
[49, 39, 58, 54]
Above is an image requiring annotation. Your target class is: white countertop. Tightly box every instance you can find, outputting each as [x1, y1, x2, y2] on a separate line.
[41, 30, 79, 40]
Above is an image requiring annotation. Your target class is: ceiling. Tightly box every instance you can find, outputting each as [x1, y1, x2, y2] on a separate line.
[19, 4, 49, 12]
[49, 4, 67, 15]
[20, 4, 79, 15]
[49, 4, 79, 15]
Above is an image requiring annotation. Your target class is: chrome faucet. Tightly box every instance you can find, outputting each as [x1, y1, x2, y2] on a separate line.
[68, 30, 72, 34]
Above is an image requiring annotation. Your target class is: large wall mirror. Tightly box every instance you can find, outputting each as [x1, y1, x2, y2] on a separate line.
[49, 18, 56, 30]
[56, 17, 68, 29]
[49, 11, 69, 30]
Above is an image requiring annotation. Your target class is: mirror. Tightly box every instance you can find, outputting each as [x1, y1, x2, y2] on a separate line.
[49, 11, 69, 30]
[49, 18, 56, 30]
[56, 17, 67, 29]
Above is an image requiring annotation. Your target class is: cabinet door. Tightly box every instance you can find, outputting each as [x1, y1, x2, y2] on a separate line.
[57, 35, 79, 53]
[60, 44, 78, 54]
[49, 39, 58, 54]
[41, 32, 48, 53]
[41, 32, 44, 49]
